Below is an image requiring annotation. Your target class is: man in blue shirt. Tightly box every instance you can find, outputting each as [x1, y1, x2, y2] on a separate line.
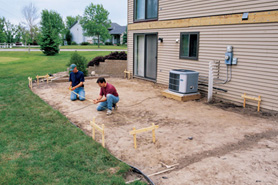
[68, 64, 85, 101]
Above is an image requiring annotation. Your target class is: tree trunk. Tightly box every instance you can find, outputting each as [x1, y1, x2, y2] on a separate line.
[98, 35, 100, 48]
[28, 44, 30, 53]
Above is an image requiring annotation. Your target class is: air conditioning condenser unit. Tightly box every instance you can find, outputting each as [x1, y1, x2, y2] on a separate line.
[169, 69, 199, 94]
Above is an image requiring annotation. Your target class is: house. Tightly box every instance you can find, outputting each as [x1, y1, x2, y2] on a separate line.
[69, 21, 96, 44]
[107, 23, 127, 45]
[69, 21, 126, 45]
[127, 0, 278, 111]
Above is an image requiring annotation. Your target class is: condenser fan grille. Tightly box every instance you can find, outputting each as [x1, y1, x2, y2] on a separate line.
[169, 73, 180, 91]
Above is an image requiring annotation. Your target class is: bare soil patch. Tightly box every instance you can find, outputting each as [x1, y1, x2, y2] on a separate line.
[32, 78, 278, 185]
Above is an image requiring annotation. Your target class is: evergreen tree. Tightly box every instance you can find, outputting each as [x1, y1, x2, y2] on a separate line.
[0, 17, 7, 43]
[40, 10, 64, 55]
[122, 27, 127, 44]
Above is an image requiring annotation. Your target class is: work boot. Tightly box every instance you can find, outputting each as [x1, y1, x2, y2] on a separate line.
[106, 109, 112, 115]
[113, 104, 118, 110]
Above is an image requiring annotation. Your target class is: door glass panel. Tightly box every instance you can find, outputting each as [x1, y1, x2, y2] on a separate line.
[146, 34, 157, 79]
[134, 35, 145, 76]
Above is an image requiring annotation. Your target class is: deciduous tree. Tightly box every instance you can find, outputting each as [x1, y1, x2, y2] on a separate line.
[80, 3, 111, 48]
[22, 3, 39, 43]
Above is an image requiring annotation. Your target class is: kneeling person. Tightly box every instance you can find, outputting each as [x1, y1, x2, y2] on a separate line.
[93, 77, 119, 115]
[69, 64, 85, 101]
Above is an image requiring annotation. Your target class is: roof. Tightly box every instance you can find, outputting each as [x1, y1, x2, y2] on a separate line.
[109, 23, 126, 35]
[69, 21, 78, 29]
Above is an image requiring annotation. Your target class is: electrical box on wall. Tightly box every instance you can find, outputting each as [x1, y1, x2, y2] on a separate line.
[225, 46, 233, 65]
[232, 58, 238, 65]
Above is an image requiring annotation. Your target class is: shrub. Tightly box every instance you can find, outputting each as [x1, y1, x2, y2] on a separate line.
[87, 56, 105, 67]
[67, 51, 88, 76]
[104, 51, 127, 60]
[65, 30, 72, 45]
[81, 42, 90, 45]
[87, 51, 127, 67]
[105, 42, 112, 45]
[71, 41, 77, 45]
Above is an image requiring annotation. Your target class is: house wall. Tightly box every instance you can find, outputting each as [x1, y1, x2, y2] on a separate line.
[70, 23, 84, 44]
[127, 0, 278, 111]
[127, 22, 278, 111]
[70, 22, 95, 44]
[128, 0, 278, 24]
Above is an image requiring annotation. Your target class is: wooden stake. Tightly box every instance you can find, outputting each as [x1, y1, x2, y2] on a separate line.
[102, 124, 105, 147]
[243, 93, 246, 108]
[152, 123, 156, 143]
[241, 93, 261, 112]
[36, 75, 39, 85]
[130, 123, 159, 149]
[133, 127, 137, 149]
[46, 74, 49, 83]
[92, 117, 95, 140]
[258, 96, 261, 112]
[90, 118, 105, 148]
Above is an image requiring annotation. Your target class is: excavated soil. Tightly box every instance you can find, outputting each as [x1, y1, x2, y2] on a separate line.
[32, 78, 278, 185]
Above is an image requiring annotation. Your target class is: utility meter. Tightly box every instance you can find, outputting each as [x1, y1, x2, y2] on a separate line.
[225, 46, 233, 65]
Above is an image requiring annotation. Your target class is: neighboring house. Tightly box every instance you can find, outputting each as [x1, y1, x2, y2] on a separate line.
[127, 0, 278, 111]
[69, 21, 96, 44]
[107, 23, 127, 44]
[69, 21, 126, 45]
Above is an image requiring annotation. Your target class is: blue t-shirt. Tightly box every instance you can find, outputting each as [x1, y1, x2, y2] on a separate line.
[69, 71, 85, 87]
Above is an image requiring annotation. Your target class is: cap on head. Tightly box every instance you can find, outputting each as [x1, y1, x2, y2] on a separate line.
[69, 64, 77, 72]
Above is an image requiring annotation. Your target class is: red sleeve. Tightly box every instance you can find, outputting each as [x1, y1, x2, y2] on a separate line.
[99, 88, 103, 96]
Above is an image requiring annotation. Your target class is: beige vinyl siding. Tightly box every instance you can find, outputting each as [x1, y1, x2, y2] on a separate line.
[159, 0, 278, 21]
[128, 0, 134, 24]
[127, 23, 278, 111]
[128, 0, 278, 24]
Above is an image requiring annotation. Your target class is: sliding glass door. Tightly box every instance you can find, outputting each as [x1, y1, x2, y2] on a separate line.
[134, 33, 157, 80]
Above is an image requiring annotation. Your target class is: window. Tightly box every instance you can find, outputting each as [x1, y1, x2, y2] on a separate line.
[180, 32, 199, 60]
[134, 0, 158, 21]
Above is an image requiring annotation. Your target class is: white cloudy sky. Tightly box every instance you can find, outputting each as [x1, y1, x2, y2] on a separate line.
[0, 0, 127, 26]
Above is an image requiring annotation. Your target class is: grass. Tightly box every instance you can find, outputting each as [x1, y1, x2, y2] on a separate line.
[60, 45, 127, 50]
[1, 45, 127, 50]
[0, 51, 145, 185]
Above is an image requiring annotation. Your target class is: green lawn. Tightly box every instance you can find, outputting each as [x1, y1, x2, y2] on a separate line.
[0, 51, 145, 184]
[60, 45, 127, 50]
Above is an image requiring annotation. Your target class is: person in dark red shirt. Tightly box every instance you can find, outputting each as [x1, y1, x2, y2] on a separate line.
[93, 77, 119, 115]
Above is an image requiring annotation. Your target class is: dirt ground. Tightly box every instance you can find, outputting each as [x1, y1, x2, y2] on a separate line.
[32, 78, 278, 185]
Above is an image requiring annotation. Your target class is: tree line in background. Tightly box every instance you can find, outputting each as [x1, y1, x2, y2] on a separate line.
[0, 2, 126, 55]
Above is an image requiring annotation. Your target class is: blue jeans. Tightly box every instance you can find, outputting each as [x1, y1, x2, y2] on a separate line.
[97, 94, 119, 111]
[70, 87, 85, 101]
